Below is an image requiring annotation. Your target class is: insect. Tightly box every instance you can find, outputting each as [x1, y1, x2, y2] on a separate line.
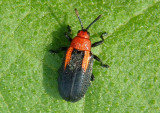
[50, 9, 109, 102]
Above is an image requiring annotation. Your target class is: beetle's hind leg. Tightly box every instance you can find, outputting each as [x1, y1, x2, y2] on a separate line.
[65, 25, 72, 42]
[91, 74, 95, 81]
[49, 47, 68, 54]
[93, 54, 109, 68]
[91, 32, 107, 47]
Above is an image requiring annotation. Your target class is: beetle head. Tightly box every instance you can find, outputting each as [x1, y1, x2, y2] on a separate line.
[77, 30, 90, 39]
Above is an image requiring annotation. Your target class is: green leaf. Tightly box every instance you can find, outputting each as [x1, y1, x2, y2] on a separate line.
[0, 0, 160, 112]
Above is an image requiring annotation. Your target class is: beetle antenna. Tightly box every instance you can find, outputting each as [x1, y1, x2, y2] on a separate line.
[86, 15, 102, 30]
[75, 8, 84, 30]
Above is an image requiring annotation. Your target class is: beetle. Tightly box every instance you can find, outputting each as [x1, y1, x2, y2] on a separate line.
[50, 9, 109, 102]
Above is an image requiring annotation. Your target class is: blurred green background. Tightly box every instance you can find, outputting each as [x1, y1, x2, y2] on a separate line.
[0, 0, 160, 112]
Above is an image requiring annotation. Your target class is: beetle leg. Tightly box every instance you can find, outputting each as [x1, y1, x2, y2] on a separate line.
[49, 47, 68, 54]
[93, 54, 109, 68]
[91, 74, 95, 81]
[65, 25, 72, 42]
[91, 32, 107, 47]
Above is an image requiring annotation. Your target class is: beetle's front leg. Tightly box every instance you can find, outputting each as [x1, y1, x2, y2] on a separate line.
[65, 25, 72, 42]
[91, 32, 107, 47]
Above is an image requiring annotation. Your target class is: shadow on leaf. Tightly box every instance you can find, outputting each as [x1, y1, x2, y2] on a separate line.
[43, 11, 70, 100]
